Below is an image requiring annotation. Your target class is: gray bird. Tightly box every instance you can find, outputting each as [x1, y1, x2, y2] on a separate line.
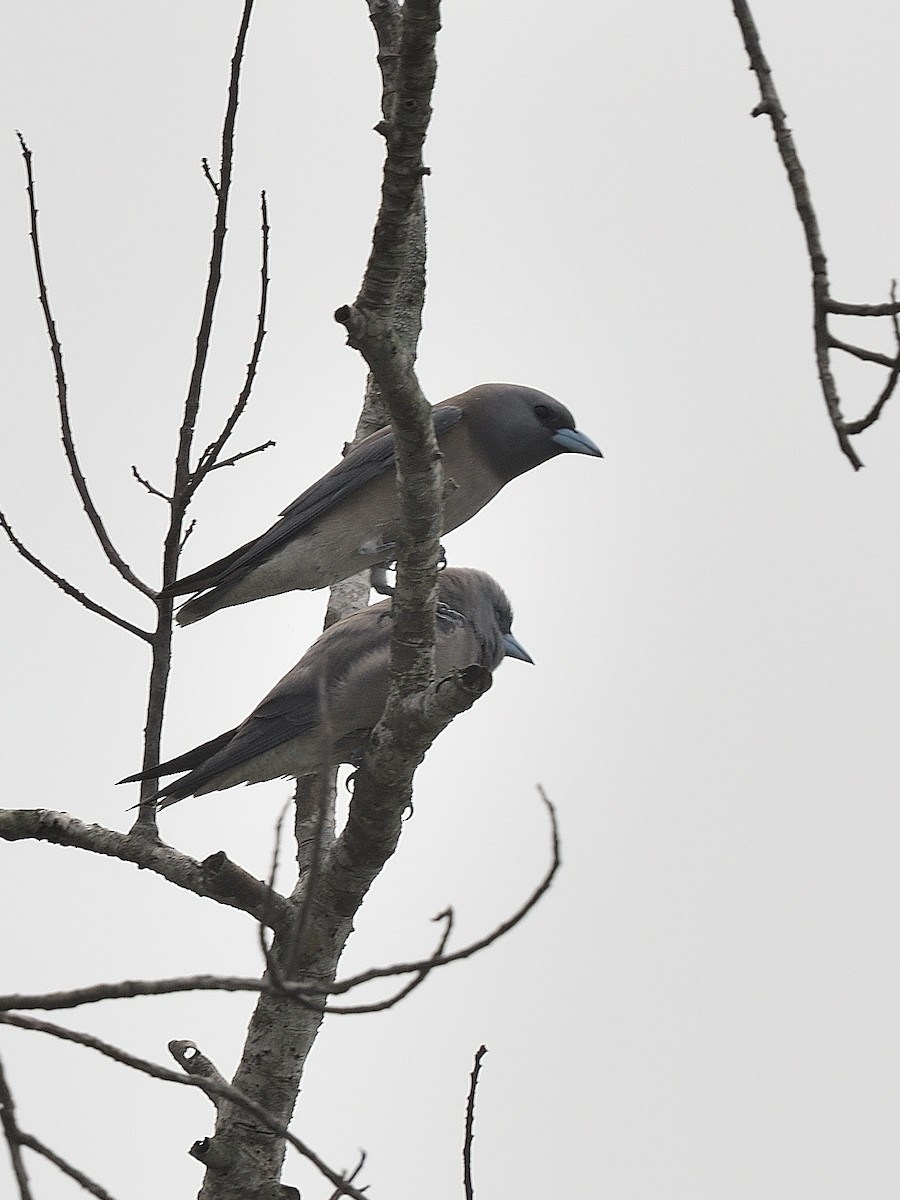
[163, 383, 601, 624]
[121, 567, 532, 808]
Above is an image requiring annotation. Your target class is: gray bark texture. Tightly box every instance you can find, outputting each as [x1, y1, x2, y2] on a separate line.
[198, 3, 454, 1196]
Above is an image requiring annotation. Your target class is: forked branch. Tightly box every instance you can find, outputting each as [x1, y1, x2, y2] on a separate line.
[192, 191, 271, 487]
[0, 1014, 367, 1200]
[731, 0, 900, 468]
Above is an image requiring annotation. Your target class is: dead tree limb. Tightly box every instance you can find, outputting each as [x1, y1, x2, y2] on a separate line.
[731, 0, 900, 468]
[15, 131, 155, 595]
[136, 0, 260, 831]
[0, 1055, 33, 1200]
[462, 1045, 488, 1200]
[0, 1015, 367, 1200]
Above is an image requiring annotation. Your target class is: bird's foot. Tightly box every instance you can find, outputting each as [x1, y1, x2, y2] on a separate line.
[371, 546, 446, 597]
[436, 601, 465, 626]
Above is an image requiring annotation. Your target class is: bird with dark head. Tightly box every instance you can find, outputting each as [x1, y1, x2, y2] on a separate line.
[161, 383, 602, 624]
[120, 568, 532, 808]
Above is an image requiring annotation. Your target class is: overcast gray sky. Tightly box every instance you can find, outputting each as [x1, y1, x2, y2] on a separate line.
[3, 1, 900, 1197]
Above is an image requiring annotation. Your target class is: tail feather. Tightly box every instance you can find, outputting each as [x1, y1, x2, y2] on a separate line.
[158, 536, 258, 600]
[174, 589, 225, 627]
[117, 727, 239, 786]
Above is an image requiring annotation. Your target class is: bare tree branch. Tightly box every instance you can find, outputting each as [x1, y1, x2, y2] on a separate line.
[730, 0, 900, 468]
[0, 1015, 367, 1200]
[462, 1045, 487, 1200]
[844, 284, 900, 434]
[326, 1150, 368, 1200]
[130, 464, 170, 502]
[194, 7, 444, 1189]
[0, 1055, 33, 1200]
[0, 976, 272, 1013]
[0, 508, 152, 642]
[0, 809, 291, 929]
[332, 0, 449, 846]
[319, 787, 560, 1009]
[256, 803, 295, 982]
[167, 7, 254, 513]
[285, 908, 455, 1018]
[0, 788, 560, 1015]
[201, 156, 220, 196]
[15, 132, 156, 592]
[15, 1132, 117, 1200]
[205, 439, 275, 472]
[826, 298, 900, 317]
[192, 191, 271, 487]
[2, 1053, 114, 1198]
[828, 338, 896, 370]
[322, 666, 494, 922]
[135, 0, 259, 835]
[3, 5, 565, 1195]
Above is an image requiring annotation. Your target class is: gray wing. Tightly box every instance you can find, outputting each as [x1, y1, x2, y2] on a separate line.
[152, 602, 395, 800]
[162, 405, 463, 597]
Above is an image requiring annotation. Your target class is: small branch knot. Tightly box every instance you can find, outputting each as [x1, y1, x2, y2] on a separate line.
[189, 1135, 236, 1171]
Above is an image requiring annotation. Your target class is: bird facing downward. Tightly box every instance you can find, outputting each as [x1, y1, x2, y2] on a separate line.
[120, 567, 532, 808]
[161, 383, 602, 624]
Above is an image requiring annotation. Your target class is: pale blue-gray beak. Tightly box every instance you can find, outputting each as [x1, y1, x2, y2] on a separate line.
[503, 632, 534, 665]
[551, 427, 603, 457]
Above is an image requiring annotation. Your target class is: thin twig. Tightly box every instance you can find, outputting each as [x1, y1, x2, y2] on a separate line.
[201, 157, 220, 196]
[729, 0, 900, 469]
[0, 1014, 368, 1200]
[328, 788, 560, 996]
[130, 465, 170, 502]
[136, 0, 258, 835]
[156, 0, 257, 575]
[320, 789, 560, 1011]
[205, 438, 275, 472]
[180, 517, 196, 551]
[828, 337, 897, 370]
[16, 132, 156, 590]
[289, 909, 455, 1017]
[0, 976, 274, 1012]
[257, 801, 293, 986]
[0, 1054, 33, 1200]
[17, 1133, 117, 1200]
[326, 1150, 368, 1200]
[1, 1053, 115, 1197]
[190, 189, 270, 489]
[0, 508, 152, 642]
[844, 283, 900, 434]
[462, 1045, 487, 1200]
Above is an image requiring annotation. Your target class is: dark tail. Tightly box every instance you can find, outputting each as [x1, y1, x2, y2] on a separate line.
[117, 727, 239, 786]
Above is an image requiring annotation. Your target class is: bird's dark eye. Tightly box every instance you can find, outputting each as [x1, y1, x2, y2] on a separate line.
[534, 404, 550, 420]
